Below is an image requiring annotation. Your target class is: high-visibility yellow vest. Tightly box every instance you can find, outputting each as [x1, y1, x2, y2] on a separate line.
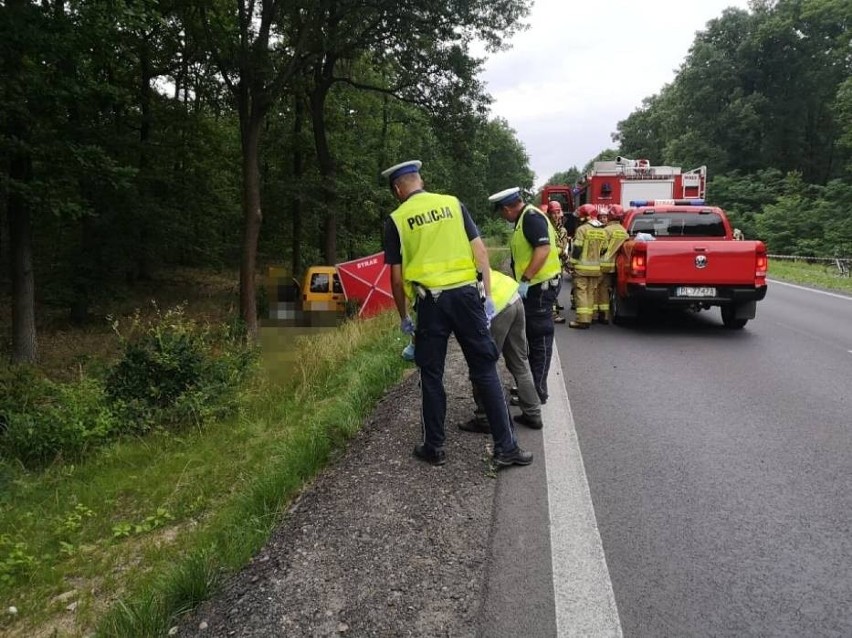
[490, 270, 519, 314]
[391, 192, 477, 296]
[510, 205, 562, 285]
[601, 222, 629, 274]
[570, 222, 608, 276]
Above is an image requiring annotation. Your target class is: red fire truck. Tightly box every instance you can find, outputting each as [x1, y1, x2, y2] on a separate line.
[575, 156, 707, 211]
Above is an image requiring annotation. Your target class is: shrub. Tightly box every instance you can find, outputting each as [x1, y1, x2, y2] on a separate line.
[0, 307, 256, 466]
[479, 216, 511, 244]
[105, 304, 256, 430]
[0, 374, 119, 466]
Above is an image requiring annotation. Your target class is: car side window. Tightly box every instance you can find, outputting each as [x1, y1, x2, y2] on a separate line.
[310, 273, 330, 293]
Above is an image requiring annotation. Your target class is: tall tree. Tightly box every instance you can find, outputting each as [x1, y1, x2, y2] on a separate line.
[3, 0, 40, 362]
[303, 0, 532, 263]
[197, 0, 315, 338]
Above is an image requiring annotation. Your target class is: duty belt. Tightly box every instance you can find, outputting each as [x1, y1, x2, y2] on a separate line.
[413, 280, 478, 301]
[532, 274, 561, 291]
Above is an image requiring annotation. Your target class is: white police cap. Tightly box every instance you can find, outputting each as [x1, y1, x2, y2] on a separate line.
[488, 187, 522, 209]
[381, 160, 422, 183]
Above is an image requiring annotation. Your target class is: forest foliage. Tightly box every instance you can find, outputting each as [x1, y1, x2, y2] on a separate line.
[2, 0, 851, 367]
[0, 0, 536, 363]
[612, 0, 852, 257]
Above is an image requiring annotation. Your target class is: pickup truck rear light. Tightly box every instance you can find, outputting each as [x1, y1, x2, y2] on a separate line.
[630, 245, 647, 277]
[755, 243, 768, 284]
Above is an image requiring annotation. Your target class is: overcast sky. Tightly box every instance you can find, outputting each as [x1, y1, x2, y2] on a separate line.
[480, 0, 752, 187]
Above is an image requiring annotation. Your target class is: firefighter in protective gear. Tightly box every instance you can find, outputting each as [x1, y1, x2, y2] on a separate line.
[383, 161, 532, 468]
[546, 201, 570, 324]
[489, 187, 562, 404]
[569, 204, 608, 329]
[598, 204, 629, 323]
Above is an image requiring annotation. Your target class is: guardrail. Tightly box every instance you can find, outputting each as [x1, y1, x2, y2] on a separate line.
[768, 254, 851, 277]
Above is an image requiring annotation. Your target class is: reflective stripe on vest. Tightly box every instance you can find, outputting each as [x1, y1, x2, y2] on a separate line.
[510, 205, 562, 285]
[490, 270, 519, 314]
[391, 192, 477, 293]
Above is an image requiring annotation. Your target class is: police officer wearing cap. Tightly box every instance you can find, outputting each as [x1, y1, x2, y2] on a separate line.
[489, 187, 562, 404]
[382, 161, 533, 468]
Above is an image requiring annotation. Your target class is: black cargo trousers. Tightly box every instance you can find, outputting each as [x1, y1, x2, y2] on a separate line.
[523, 276, 560, 404]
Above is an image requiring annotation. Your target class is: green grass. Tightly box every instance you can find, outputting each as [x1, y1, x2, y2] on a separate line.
[0, 312, 410, 638]
[484, 235, 511, 271]
[769, 259, 852, 294]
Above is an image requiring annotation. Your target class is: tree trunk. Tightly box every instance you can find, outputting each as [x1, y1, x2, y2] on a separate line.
[136, 35, 153, 280]
[7, 0, 36, 363]
[239, 109, 263, 339]
[292, 95, 304, 276]
[310, 78, 337, 264]
[9, 154, 37, 364]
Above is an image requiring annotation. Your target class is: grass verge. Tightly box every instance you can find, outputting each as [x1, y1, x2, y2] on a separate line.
[768, 259, 852, 294]
[0, 312, 409, 637]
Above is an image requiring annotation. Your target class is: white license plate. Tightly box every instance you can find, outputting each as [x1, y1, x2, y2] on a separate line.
[676, 286, 717, 297]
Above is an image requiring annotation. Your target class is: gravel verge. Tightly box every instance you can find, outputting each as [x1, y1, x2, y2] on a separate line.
[178, 340, 499, 637]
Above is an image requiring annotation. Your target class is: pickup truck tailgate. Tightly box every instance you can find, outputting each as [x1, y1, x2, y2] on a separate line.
[644, 240, 758, 285]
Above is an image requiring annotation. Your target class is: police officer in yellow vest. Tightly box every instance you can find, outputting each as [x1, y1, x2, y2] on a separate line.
[461, 269, 543, 433]
[488, 187, 562, 404]
[569, 204, 609, 328]
[598, 204, 629, 323]
[382, 161, 533, 468]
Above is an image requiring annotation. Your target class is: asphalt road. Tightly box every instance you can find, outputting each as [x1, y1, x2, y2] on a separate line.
[553, 280, 852, 637]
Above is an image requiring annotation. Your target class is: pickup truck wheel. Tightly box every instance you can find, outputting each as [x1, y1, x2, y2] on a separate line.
[611, 291, 635, 325]
[721, 305, 748, 329]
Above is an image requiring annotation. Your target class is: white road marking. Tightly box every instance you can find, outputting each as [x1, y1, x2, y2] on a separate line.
[768, 278, 852, 301]
[543, 347, 623, 637]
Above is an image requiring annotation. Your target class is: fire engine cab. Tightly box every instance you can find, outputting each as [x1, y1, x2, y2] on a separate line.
[576, 156, 706, 211]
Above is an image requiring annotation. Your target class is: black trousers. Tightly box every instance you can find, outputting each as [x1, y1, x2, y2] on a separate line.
[414, 285, 518, 454]
[523, 280, 559, 403]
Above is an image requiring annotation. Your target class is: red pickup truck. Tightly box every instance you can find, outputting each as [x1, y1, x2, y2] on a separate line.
[611, 201, 768, 329]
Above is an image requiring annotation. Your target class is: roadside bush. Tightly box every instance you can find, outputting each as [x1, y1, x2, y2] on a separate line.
[0, 307, 256, 467]
[0, 372, 119, 466]
[479, 216, 511, 244]
[105, 304, 256, 430]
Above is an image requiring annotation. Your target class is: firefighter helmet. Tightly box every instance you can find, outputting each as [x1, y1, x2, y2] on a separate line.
[547, 201, 562, 214]
[609, 204, 624, 220]
[576, 204, 596, 219]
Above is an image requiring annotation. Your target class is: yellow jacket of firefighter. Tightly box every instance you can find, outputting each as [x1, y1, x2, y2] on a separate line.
[570, 221, 608, 276]
[600, 222, 629, 274]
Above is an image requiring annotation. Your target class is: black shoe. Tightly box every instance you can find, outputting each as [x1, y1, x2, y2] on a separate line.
[493, 446, 533, 467]
[458, 419, 490, 434]
[509, 395, 520, 406]
[555, 302, 564, 311]
[509, 386, 519, 396]
[413, 444, 446, 466]
[514, 414, 543, 430]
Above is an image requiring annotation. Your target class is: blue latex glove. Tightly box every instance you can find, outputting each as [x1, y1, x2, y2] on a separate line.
[401, 342, 415, 361]
[484, 296, 497, 328]
[400, 315, 415, 336]
[518, 281, 530, 299]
